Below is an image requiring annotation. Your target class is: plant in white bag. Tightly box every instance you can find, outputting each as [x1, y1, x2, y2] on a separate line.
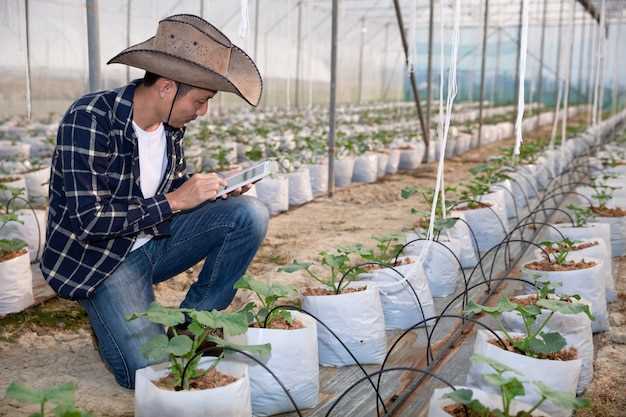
[235, 274, 300, 329]
[565, 204, 595, 227]
[465, 292, 593, 360]
[0, 238, 27, 262]
[5, 381, 93, 417]
[442, 354, 589, 417]
[278, 247, 365, 294]
[127, 302, 270, 391]
[401, 186, 459, 233]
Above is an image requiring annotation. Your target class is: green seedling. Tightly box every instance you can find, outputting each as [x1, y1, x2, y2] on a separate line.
[444, 354, 590, 417]
[278, 247, 363, 293]
[5, 382, 92, 417]
[565, 204, 595, 227]
[465, 294, 593, 358]
[127, 302, 270, 391]
[0, 238, 27, 259]
[235, 274, 296, 328]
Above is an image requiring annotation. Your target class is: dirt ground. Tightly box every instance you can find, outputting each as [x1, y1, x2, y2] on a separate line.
[2, 118, 624, 417]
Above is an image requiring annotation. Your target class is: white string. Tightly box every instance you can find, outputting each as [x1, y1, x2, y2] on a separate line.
[559, 0, 576, 156]
[407, 0, 418, 73]
[426, 0, 461, 243]
[513, 0, 529, 157]
[592, 0, 605, 125]
[239, 0, 250, 39]
[438, 0, 447, 220]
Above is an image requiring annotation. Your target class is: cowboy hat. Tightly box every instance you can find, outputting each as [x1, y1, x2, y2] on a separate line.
[107, 14, 262, 106]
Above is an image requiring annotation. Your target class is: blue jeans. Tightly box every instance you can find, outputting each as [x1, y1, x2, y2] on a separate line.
[79, 196, 269, 389]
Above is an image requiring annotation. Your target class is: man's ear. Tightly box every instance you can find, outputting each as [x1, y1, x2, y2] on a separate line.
[156, 78, 177, 99]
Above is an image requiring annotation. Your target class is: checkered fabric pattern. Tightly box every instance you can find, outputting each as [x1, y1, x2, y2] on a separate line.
[41, 80, 189, 299]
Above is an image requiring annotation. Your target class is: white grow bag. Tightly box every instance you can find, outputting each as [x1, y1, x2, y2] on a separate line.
[301, 285, 386, 366]
[334, 157, 355, 188]
[403, 235, 460, 297]
[467, 330, 582, 417]
[307, 163, 328, 197]
[452, 202, 508, 252]
[23, 167, 49, 204]
[521, 258, 608, 332]
[385, 149, 401, 174]
[358, 256, 436, 330]
[135, 357, 251, 417]
[428, 387, 550, 417]
[376, 153, 389, 178]
[287, 170, 313, 207]
[226, 312, 319, 416]
[352, 153, 379, 183]
[398, 145, 424, 170]
[0, 249, 34, 316]
[255, 176, 289, 216]
[502, 294, 593, 394]
[448, 221, 480, 268]
[593, 215, 626, 257]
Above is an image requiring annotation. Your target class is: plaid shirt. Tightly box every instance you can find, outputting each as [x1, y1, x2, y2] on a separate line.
[41, 80, 189, 299]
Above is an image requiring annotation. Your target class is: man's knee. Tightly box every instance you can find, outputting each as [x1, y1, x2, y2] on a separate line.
[233, 196, 269, 240]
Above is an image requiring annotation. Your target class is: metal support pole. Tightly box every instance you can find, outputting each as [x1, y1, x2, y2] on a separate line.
[478, 0, 489, 146]
[577, 17, 587, 103]
[381, 22, 390, 100]
[24, 0, 32, 120]
[553, 0, 564, 115]
[514, 0, 524, 114]
[86, 0, 102, 92]
[126, 0, 131, 83]
[493, 24, 502, 105]
[392, 0, 429, 159]
[254, 0, 260, 60]
[357, 17, 365, 104]
[612, 21, 622, 115]
[294, 1, 302, 108]
[426, 0, 434, 142]
[536, 0, 548, 121]
[327, 0, 338, 197]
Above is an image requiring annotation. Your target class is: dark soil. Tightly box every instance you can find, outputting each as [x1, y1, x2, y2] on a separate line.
[0, 248, 27, 263]
[455, 201, 493, 211]
[252, 318, 305, 330]
[543, 241, 599, 253]
[0, 176, 21, 183]
[361, 257, 414, 271]
[510, 294, 573, 305]
[154, 368, 238, 391]
[302, 286, 367, 296]
[525, 259, 597, 271]
[591, 206, 626, 217]
[443, 403, 536, 417]
[489, 337, 578, 361]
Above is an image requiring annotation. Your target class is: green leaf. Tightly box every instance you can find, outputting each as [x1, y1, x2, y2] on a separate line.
[443, 388, 474, 405]
[470, 354, 523, 375]
[168, 335, 193, 356]
[206, 335, 272, 359]
[140, 334, 171, 361]
[6, 382, 46, 404]
[125, 302, 186, 328]
[536, 299, 595, 321]
[464, 297, 517, 316]
[234, 275, 295, 304]
[188, 310, 249, 336]
[500, 377, 525, 406]
[278, 261, 311, 273]
[533, 381, 591, 410]
[526, 332, 567, 355]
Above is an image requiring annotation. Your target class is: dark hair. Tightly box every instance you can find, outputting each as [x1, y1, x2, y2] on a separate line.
[143, 71, 193, 96]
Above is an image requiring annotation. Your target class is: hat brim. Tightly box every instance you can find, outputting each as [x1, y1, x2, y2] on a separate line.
[107, 37, 262, 107]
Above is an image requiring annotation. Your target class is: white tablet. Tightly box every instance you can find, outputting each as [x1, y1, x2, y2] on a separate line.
[215, 160, 272, 198]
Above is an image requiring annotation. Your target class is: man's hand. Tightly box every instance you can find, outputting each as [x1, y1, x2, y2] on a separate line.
[165, 173, 226, 212]
[218, 165, 252, 198]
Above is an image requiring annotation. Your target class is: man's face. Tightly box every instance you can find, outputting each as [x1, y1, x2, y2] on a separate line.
[164, 83, 217, 128]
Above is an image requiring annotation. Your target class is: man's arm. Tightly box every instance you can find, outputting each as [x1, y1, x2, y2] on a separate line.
[61, 110, 173, 241]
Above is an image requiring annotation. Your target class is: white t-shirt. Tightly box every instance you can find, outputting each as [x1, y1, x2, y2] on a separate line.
[130, 120, 168, 252]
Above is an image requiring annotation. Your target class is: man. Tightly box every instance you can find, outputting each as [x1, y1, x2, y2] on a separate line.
[41, 14, 269, 389]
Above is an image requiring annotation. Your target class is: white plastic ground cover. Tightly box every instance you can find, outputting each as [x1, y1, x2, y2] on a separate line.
[467, 330, 582, 417]
[0, 250, 34, 315]
[225, 312, 319, 416]
[428, 386, 550, 417]
[307, 163, 328, 197]
[376, 153, 389, 178]
[501, 295, 593, 394]
[255, 175, 289, 216]
[333, 157, 355, 188]
[549, 223, 616, 302]
[23, 166, 49, 204]
[358, 256, 436, 330]
[386, 149, 401, 174]
[403, 233, 460, 297]
[352, 153, 379, 183]
[287, 170, 313, 207]
[452, 202, 507, 252]
[301, 285, 386, 366]
[134, 357, 252, 417]
[1, 209, 47, 262]
[521, 257, 608, 332]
